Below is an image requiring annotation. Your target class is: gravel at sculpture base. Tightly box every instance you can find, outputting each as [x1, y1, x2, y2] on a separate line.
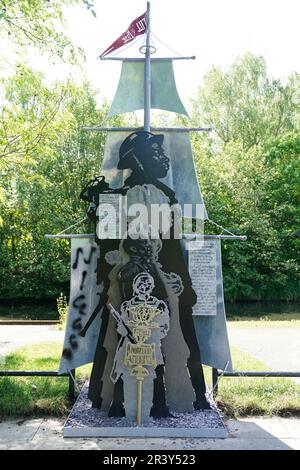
[64, 382, 228, 438]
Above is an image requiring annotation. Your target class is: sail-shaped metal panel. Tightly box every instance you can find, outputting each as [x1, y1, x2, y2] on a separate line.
[108, 60, 188, 117]
[191, 239, 233, 372]
[59, 237, 102, 374]
[100, 130, 207, 218]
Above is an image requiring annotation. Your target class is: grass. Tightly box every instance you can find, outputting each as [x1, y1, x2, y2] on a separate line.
[227, 313, 300, 328]
[0, 342, 299, 420]
[209, 348, 300, 418]
[0, 343, 91, 419]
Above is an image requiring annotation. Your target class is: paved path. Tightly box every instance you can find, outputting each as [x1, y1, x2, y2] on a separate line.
[1, 325, 299, 373]
[0, 417, 299, 450]
[0, 325, 64, 358]
[0, 325, 299, 450]
[228, 326, 300, 381]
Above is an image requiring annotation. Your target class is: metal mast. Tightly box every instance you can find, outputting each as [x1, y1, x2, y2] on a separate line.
[144, 1, 151, 131]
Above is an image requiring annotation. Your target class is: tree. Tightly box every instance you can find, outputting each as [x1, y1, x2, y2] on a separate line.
[190, 53, 300, 302]
[0, 0, 95, 62]
[0, 65, 66, 164]
[263, 134, 300, 301]
[191, 52, 298, 149]
[0, 54, 299, 304]
[0, 66, 109, 299]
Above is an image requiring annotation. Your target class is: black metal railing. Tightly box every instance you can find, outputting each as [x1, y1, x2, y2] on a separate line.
[1, 366, 300, 401]
[0, 369, 76, 398]
[212, 368, 300, 394]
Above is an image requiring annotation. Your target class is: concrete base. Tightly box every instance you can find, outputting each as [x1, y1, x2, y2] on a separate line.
[63, 382, 228, 438]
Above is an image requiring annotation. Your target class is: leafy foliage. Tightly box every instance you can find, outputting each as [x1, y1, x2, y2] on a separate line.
[190, 53, 300, 301]
[0, 65, 109, 298]
[192, 53, 298, 148]
[0, 52, 299, 303]
[0, 0, 95, 62]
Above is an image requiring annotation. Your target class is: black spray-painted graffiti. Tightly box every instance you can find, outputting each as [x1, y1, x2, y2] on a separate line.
[62, 246, 96, 360]
[72, 246, 97, 269]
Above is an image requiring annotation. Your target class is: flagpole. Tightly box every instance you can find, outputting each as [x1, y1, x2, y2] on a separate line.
[144, 1, 151, 132]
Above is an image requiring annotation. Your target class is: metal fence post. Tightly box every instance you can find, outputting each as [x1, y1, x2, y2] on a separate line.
[212, 368, 219, 395]
[68, 369, 76, 399]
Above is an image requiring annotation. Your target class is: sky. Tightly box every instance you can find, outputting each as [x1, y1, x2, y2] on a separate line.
[27, 0, 300, 107]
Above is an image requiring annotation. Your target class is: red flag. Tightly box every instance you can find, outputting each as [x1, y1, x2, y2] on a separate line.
[99, 12, 147, 58]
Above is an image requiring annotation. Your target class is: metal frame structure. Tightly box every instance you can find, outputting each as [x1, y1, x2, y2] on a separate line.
[81, 127, 212, 132]
[45, 233, 247, 241]
[2, 2, 297, 416]
[144, 1, 151, 131]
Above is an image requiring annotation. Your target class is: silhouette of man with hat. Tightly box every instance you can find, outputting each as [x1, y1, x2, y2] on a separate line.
[80, 131, 210, 416]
